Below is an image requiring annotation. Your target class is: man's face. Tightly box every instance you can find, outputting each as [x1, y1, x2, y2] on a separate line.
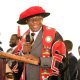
[9, 35, 18, 47]
[27, 16, 43, 32]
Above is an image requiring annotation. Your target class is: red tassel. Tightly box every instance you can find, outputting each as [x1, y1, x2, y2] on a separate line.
[17, 26, 21, 37]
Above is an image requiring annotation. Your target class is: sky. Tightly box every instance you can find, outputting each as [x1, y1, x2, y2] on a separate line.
[0, 0, 80, 59]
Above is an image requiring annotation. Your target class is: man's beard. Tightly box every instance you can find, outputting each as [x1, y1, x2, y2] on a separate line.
[10, 43, 16, 47]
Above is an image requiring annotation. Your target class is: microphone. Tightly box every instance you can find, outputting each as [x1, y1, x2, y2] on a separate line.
[25, 34, 30, 43]
[23, 34, 31, 54]
[25, 33, 34, 44]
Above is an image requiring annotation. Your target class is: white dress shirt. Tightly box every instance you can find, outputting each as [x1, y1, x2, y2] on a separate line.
[30, 27, 42, 42]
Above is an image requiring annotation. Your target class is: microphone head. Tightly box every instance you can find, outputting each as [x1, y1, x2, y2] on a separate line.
[26, 34, 30, 43]
[31, 33, 35, 36]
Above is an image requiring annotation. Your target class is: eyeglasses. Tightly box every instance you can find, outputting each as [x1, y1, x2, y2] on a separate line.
[27, 16, 43, 23]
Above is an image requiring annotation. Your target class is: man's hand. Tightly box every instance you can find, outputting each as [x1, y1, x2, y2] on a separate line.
[23, 54, 40, 65]
[23, 42, 32, 54]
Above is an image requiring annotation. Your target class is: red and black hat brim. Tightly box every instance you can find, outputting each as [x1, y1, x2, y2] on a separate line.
[17, 13, 50, 25]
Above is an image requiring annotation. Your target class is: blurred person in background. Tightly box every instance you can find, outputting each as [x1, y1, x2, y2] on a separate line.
[63, 40, 77, 80]
[0, 41, 13, 80]
[76, 46, 80, 80]
[6, 34, 23, 80]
